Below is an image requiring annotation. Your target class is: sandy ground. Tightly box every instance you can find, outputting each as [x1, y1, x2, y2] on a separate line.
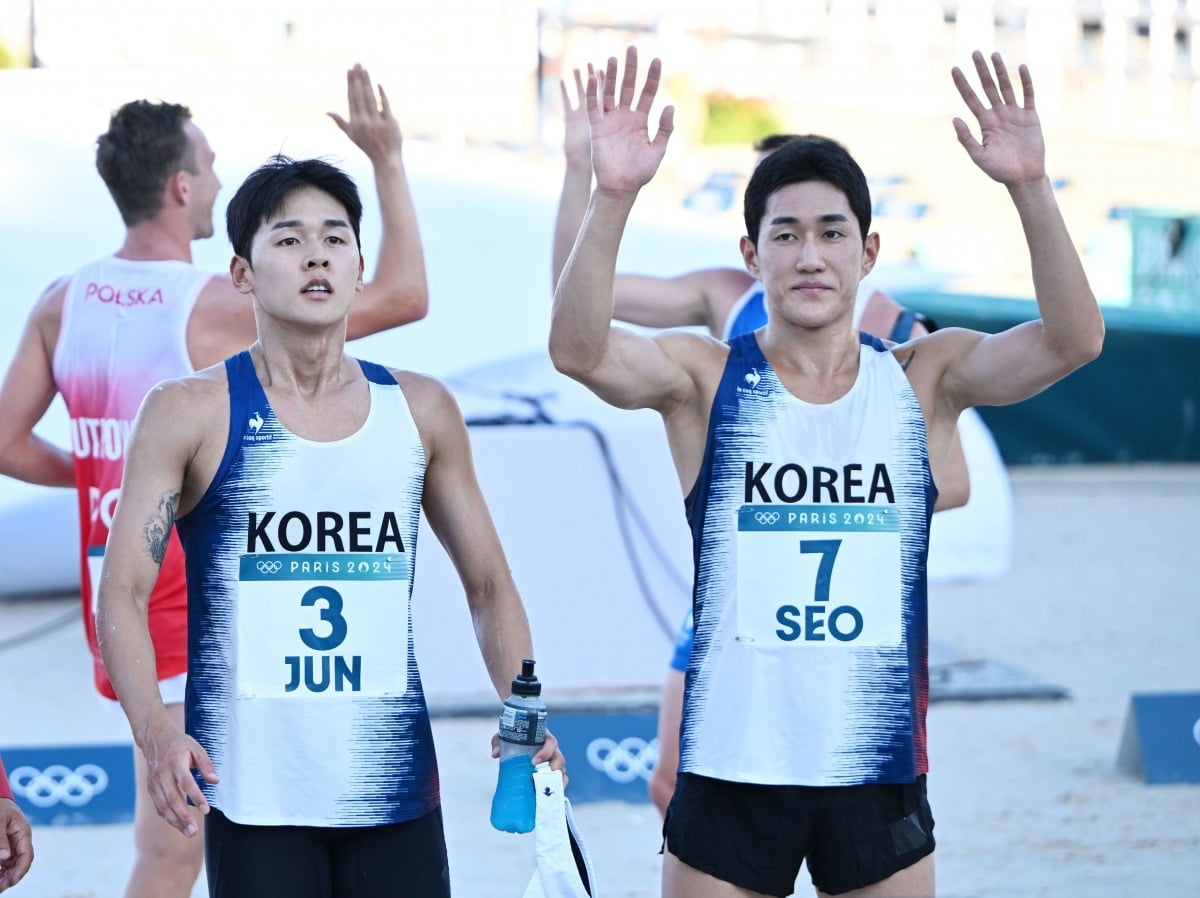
[2, 464, 1198, 898]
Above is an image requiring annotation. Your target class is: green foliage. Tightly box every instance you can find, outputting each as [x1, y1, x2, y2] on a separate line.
[701, 92, 783, 146]
[0, 42, 13, 70]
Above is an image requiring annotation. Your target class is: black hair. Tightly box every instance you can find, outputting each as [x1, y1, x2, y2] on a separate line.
[225, 155, 363, 264]
[751, 133, 802, 153]
[742, 135, 872, 246]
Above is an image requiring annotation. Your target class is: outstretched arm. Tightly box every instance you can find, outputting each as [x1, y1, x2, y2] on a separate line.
[0, 283, 75, 487]
[330, 64, 429, 339]
[550, 47, 697, 412]
[941, 52, 1103, 409]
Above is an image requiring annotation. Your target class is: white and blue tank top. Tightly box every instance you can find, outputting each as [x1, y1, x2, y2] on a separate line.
[176, 351, 437, 826]
[680, 332, 934, 786]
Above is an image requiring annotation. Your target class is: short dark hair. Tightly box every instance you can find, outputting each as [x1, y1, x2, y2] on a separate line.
[742, 135, 872, 246]
[752, 133, 802, 154]
[95, 100, 195, 226]
[225, 156, 363, 264]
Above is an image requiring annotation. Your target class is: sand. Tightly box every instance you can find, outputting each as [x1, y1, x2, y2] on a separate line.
[2, 465, 1198, 898]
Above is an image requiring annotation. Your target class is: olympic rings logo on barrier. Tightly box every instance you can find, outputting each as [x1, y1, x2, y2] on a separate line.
[754, 511, 780, 525]
[257, 560, 283, 574]
[586, 737, 658, 783]
[10, 764, 109, 808]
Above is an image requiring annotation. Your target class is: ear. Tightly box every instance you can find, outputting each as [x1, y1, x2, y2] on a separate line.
[861, 232, 880, 279]
[356, 254, 365, 292]
[740, 235, 760, 279]
[167, 169, 189, 208]
[229, 255, 254, 295]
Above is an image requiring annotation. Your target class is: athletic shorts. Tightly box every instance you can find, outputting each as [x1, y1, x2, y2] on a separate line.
[663, 772, 935, 896]
[668, 609, 694, 673]
[205, 805, 450, 898]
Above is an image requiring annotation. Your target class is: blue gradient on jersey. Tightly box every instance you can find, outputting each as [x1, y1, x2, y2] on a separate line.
[177, 352, 439, 825]
[680, 333, 933, 785]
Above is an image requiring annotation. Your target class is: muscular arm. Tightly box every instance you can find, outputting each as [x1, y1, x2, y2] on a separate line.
[96, 379, 218, 835]
[868, 296, 971, 511]
[549, 50, 699, 413]
[940, 53, 1103, 412]
[332, 65, 429, 339]
[0, 282, 75, 487]
[406, 374, 533, 699]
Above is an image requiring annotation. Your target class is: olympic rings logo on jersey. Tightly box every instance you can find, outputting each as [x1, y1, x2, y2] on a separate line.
[10, 764, 109, 808]
[586, 737, 658, 783]
[257, 560, 283, 574]
[755, 510, 780, 525]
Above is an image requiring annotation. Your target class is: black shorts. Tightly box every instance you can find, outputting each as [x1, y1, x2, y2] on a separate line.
[205, 805, 450, 898]
[663, 772, 935, 896]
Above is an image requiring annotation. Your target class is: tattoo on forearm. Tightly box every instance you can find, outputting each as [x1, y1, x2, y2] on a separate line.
[144, 492, 181, 565]
[900, 350, 917, 371]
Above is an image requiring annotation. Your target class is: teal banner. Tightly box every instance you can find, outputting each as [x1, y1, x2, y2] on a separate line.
[240, 553, 409, 581]
[892, 290, 1200, 464]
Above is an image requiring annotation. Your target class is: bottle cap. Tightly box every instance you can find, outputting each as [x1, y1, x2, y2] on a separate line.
[510, 659, 541, 696]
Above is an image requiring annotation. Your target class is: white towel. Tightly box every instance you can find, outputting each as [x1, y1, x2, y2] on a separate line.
[522, 763, 596, 898]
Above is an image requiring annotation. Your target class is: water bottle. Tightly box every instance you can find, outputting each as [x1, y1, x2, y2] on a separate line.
[489, 658, 547, 833]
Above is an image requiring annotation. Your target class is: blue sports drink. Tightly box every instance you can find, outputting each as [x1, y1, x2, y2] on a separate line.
[490, 754, 537, 833]
[489, 659, 546, 834]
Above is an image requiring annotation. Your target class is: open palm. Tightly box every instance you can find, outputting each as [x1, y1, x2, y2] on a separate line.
[587, 46, 675, 196]
[952, 51, 1046, 186]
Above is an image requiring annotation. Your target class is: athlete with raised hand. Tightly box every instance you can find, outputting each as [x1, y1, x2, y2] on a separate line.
[0, 64, 427, 898]
[552, 63, 977, 817]
[550, 47, 1102, 897]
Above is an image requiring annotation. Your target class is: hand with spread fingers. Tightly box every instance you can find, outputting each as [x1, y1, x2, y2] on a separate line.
[585, 46, 675, 197]
[951, 50, 1046, 188]
[561, 65, 603, 169]
[329, 63, 402, 166]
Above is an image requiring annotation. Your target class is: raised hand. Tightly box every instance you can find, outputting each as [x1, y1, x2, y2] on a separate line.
[951, 51, 1045, 187]
[328, 64, 402, 165]
[586, 46, 674, 197]
[560, 65, 603, 167]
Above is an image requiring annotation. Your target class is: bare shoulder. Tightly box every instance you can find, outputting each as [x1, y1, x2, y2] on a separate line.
[386, 370, 464, 458]
[194, 273, 239, 307]
[389, 369, 462, 425]
[190, 274, 257, 367]
[694, 266, 755, 298]
[889, 326, 985, 398]
[656, 329, 731, 370]
[139, 365, 231, 427]
[389, 369, 455, 408]
[655, 329, 731, 405]
[30, 277, 69, 327]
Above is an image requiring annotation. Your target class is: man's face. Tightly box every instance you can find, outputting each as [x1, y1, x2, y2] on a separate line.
[231, 186, 364, 330]
[740, 180, 877, 328]
[182, 120, 221, 240]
